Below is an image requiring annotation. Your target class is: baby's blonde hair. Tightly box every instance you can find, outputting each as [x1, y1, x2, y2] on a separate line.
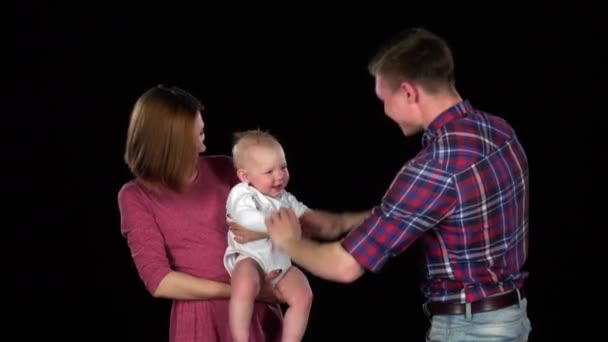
[232, 129, 282, 168]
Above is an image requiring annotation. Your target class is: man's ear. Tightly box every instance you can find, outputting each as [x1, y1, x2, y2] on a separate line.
[236, 169, 249, 183]
[400, 81, 419, 103]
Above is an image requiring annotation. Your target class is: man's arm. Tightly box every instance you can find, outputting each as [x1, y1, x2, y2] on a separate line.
[267, 208, 365, 283]
[231, 207, 371, 243]
[300, 209, 371, 240]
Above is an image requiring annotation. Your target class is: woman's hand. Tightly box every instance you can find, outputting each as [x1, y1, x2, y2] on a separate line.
[229, 221, 268, 243]
[256, 269, 285, 304]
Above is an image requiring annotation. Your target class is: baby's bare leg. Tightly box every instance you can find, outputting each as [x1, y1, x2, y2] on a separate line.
[275, 266, 313, 342]
[230, 257, 264, 342]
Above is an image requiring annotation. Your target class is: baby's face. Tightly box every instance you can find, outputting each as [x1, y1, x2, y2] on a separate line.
[242, 145, 289, 198]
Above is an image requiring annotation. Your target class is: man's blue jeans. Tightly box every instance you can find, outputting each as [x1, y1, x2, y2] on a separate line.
[426, 298, 531, 341]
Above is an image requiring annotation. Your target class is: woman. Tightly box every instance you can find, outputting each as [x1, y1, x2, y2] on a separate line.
[117, 84, 283, 341]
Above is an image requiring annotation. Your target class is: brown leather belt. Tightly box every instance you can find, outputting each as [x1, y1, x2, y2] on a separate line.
[424, 287, 525, 317]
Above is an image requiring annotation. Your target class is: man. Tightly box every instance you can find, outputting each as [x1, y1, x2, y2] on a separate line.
[266, 27, 532, 341]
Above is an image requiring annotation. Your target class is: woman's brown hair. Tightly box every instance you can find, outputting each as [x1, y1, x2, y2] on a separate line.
[124, 85, 204, 192]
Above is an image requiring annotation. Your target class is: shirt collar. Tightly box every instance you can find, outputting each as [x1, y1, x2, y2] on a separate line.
[422, 99, 474, 147]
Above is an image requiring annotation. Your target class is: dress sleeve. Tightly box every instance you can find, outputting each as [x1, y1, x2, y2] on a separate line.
[117, 184, 172, 294]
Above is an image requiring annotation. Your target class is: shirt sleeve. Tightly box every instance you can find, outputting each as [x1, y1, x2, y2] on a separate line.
[226, 185, 269, 233]
[117, 184, 172, 294]
[341, 160, 457, 272]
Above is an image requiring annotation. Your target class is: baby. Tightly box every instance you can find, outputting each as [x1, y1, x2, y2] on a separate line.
[223, 129, 313, 342]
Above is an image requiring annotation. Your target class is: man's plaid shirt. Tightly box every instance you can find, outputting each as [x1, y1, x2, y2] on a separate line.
[342, 100, 529, 303]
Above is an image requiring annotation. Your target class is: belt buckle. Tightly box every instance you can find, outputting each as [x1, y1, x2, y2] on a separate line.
[422, 302, 431, 317]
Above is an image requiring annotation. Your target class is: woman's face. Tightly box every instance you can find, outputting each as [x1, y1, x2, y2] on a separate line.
[194, 112, 206, 154]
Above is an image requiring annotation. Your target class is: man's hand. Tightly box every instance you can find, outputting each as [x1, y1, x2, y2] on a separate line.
[229, 221, 268, 243]
[266, 208, 301, 250]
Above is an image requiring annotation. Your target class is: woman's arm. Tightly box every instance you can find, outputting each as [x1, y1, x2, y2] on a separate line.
[226, 187, 272, 241]
[118, 185, 268, 301]
[119, 183, 283, 303]
[229, 221, 268, 243]
[153, 271, 231, 299]
[154, 269, 283, 302]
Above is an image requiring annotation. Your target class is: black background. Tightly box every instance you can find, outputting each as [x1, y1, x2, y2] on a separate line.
[10, 4, 603, 341]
